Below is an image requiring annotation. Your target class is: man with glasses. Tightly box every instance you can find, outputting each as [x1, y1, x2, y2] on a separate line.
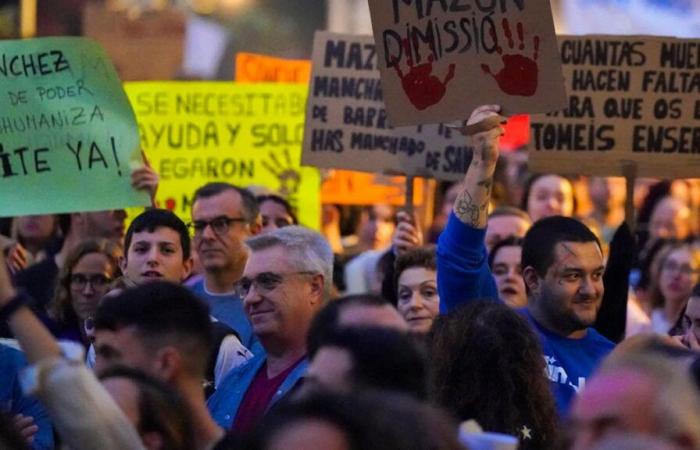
[189, 183, 262, 349]
[207, 226, 333, 431]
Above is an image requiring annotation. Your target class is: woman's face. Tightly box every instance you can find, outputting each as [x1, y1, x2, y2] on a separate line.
[260, 200, 294, 234]
[491, 245, 527, 309]
[16, 214, 55, 243]
[397, 267, 439, 334]
[527, 175, 574, 222]
[659, 248, 700, 307]
[70, 252, 114, 321]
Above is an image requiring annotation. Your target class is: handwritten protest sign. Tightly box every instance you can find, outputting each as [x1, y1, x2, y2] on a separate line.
[235, 53, 312, 83]
[0, 37, 149, 217]
[124, 82, 320, 228]
[303, 31, 485, 182]
[366, 0, 567, 126]
[529, 35, 700, 178]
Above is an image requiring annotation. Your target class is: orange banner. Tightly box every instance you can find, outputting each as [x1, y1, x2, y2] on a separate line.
[235, 52, 311, 83]
[321, 170, 423, 206]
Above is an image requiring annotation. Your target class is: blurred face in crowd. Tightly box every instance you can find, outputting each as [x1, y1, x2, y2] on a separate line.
[525, 241, 605, 336]
[70, 252, 116, 321]
[267, 419, 350, 450]
[681, 295, 700, 350]
[15, 214, 56, 248]
[241, 245, 323, 344]
[306, 346, 354, 393]
[588, 177, 626, 213]
[658, 247, 699, 308]
[527, 175, 574, 222]
[485, 214, 530, 251]
[491, 245, 526, 309]
[358, 205, 395, 250]
[649, 196, 691, 241]
[260, 199, 295, 234]
[192, 190, 251, 275]
[94, 326, 158, 378]
[397, 266, 439, 334]
[83, 210, 127, 243]
[569, 369, 660, 450]
[121, 227, 192, 284]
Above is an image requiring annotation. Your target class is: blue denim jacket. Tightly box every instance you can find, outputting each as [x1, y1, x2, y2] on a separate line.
[207, 350, 308, 429]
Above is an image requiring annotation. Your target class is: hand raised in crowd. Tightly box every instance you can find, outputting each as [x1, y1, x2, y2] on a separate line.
[459, 104, 506, 165]
[3, 243, 28, 276]
[130, 151, 160, 206]
[393, 211, 423, 256]
[13, 413, 39, 446]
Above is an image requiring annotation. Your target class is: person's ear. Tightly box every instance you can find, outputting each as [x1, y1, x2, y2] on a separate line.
[249, 216, 263, 236]
[119, 255, 128, 274]
[308, 274, 324, 305]
[153, 346, 181, 382]
[522, 266, 541, 296]
[181, 257, 194, 282]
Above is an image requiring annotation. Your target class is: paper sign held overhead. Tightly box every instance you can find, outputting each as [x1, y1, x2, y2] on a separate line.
[366, 0, 567, 126]
[0, 37, 149, 217]
[125, 82, 320, 229]
[529, 35, 700, 179]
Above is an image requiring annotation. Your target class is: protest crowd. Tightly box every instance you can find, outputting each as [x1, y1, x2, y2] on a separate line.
[2, 1, 700, 450]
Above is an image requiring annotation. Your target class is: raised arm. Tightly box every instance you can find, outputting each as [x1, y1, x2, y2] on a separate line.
[437, 106, 505, 313]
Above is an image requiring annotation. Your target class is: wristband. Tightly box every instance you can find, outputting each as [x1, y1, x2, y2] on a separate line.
[0, 291, 28, 322]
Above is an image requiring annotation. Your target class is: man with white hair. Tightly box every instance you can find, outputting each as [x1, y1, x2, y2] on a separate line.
[207, 226, 333, 432]
[569, 354, 700, 450]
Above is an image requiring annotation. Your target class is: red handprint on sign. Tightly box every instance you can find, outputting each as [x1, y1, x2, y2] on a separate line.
[392, 39, 456, 111]
[481, 19, 540, 97]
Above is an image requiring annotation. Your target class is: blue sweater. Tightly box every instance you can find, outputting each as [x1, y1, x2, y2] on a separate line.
[0, 344, 54, 450]
[437, 213, 614, 413]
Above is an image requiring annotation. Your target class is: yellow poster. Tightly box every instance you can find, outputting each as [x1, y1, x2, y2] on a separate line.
[124, 82, 320, 229]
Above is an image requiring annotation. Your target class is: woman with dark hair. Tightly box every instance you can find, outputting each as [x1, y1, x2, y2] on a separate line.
[394, 246, 439, 334]
[488, 237, 526, 309]
[48, 239, 121, 345]
[520, 173, 575, 223]
[256, 194, 297, 234]
[429, 301, 558, 450]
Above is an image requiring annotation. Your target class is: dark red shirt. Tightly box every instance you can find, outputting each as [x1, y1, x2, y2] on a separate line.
[232, 358, 304, 432]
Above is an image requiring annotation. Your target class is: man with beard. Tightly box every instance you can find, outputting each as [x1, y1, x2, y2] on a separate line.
[437, 105, 614, 413]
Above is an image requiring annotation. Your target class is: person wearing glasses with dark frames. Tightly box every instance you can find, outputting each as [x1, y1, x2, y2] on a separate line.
[189, 183, 262, 351]
[207, 225, 333, 433]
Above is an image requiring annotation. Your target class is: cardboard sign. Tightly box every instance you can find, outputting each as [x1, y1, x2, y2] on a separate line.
[366, 0, 567, 126]
[529, 35, 700, 178]
[235, 53, 312, 83]
[0, 37, 149, 217]
[124, 82, 320, 229]
[303, 31, 485, 182]
[83, 3, 185, 81]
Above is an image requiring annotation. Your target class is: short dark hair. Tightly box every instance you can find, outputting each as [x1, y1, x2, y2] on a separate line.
[124, 209, 191, 260]
[99, 365, 195, 450]
[315, 326, 428, 399]
[193, 182, 259, 224]
[307, 294, 390, 358]
[94, 281, 213, 377]
[521, 216, 600, 277]
[488, 236, 525, 269]
[257, 194, 298, 225]
[394, 246, 436, 293]
[489, 206, 531, 223]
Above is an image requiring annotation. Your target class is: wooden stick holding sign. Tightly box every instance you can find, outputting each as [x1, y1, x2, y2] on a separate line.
[404, 175, 415, 216]
[622, 161, 638, 234]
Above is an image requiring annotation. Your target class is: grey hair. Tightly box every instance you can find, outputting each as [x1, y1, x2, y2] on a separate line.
[598, 354, 700, 449]
[245, 226, 333, 300]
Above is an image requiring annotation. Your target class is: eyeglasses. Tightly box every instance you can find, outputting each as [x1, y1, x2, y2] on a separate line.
[188, 216, 247, 235]
[662, 261, 700, 276]
[70, 273, 112, 289]
[234, 271, 317, 298]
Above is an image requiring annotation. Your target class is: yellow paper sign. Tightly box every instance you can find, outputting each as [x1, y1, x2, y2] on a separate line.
[124, 82, 320, 229]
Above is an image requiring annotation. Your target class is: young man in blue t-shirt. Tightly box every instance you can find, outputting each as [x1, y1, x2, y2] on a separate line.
[437, 105, 614, 414]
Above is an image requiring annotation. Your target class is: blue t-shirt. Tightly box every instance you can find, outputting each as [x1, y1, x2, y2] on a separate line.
[190, 279, 259, 351]
[437, 213, 615, 414]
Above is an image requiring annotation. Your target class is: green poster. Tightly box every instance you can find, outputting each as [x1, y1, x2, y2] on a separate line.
[0, 37, 149, 217]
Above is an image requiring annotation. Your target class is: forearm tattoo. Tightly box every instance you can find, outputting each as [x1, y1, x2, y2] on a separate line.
[454, 177, 493, 227]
